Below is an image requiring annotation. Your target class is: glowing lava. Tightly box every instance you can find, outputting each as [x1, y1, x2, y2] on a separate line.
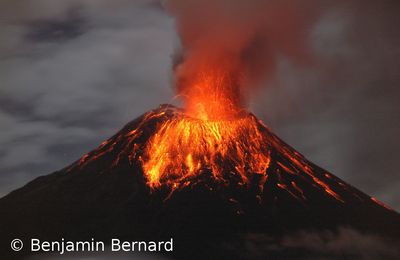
[141, 114, 271, 188]
[139, 65, 273, 189]
[75, 105, 379, 205]
[178, 67, 244, 121]
[75, 71, 356, 205]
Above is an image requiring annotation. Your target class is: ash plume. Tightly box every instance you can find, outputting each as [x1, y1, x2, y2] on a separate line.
[165, 0, 320, 110]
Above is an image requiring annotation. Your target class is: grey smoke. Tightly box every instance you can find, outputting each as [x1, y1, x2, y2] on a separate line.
[166, 0, 319, 106]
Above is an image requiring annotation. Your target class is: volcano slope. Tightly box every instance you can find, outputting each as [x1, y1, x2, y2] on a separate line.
[1, 105, 399, 259]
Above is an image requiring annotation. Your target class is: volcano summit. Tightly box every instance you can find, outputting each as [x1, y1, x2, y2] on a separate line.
[0, 104, 399, 259]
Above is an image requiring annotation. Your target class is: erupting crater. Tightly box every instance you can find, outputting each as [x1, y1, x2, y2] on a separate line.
[75, 104, 387, 207]
[141, 111, 271, 189]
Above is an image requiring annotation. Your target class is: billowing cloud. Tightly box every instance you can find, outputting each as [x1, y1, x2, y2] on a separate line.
[166, 0, 319, 117]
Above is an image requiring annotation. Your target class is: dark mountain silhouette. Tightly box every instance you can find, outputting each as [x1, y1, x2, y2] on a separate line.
[1, 105, 399, 259]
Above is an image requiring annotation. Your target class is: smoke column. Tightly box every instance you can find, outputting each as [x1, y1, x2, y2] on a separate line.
[164, 0, 319, 119]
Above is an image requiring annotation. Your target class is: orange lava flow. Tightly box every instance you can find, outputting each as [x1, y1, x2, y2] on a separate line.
[141, 114, 271, 189]
[74, 66, 379, 205]
[140, 66, 272, 188]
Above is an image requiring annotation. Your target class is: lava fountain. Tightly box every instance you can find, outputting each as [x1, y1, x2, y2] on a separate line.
[139, 0, 319, 190]
[140, 64, 273, 189]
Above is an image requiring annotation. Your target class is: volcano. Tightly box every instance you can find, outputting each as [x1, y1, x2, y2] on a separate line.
[1, 104, 399, 259]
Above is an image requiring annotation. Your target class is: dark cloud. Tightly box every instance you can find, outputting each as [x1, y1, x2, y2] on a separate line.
[25, 8, 86, 43]
[0, 0, 175, 195]
[0, 0, 399, 212]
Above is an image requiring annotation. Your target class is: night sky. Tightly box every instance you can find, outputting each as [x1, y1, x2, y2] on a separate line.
[0, 0, 399, 210]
